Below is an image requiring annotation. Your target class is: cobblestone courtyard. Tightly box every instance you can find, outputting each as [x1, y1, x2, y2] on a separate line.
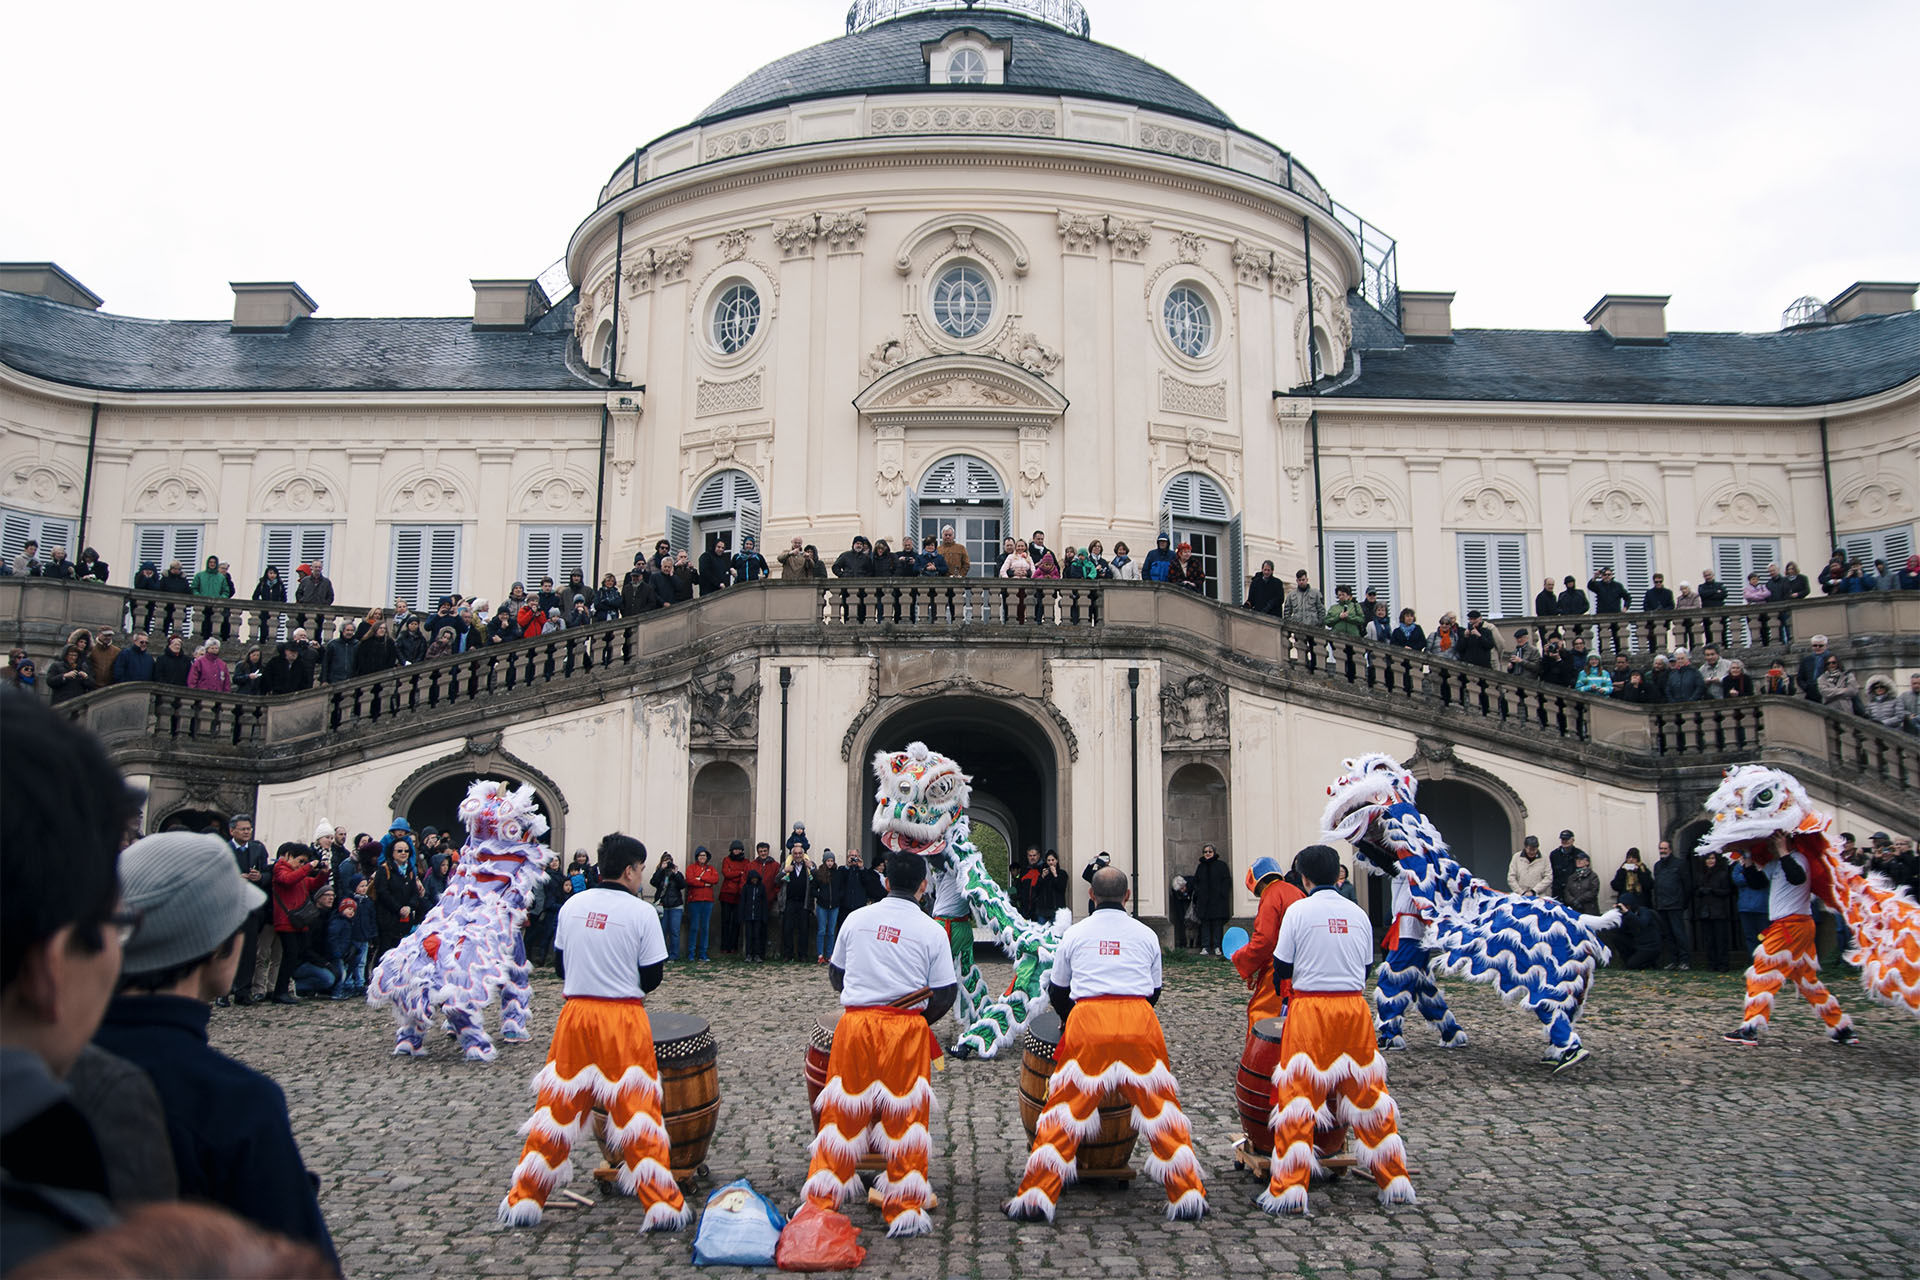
[215, 952, 1920, 1280]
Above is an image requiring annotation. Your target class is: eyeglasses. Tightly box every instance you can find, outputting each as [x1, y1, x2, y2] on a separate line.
[107, 906, 143, 947]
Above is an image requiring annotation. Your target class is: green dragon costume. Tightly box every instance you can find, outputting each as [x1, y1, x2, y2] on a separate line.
[870, 741, 1068, 1059]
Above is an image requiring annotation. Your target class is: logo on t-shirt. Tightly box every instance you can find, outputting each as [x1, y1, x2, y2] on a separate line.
[585, 912, 608, 930]
[1098, 940, 1121, 955]
[877, 925, 900, 944]
[1328, 918, 1348, 934]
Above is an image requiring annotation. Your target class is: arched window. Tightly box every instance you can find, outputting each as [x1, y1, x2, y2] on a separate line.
[946, 47, 987, 83]
[675, 468, 762, 559]
[593, 320, 615, 377]
[1159, 472, 1240, 602]
[932, 264, 993, 339]
[912, 454, 1007, 577]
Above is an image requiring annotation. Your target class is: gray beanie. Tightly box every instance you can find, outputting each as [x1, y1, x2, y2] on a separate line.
[119, 832, 267, 974]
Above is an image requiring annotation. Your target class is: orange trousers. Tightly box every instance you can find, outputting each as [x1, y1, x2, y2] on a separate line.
[498, 997, 689, 1231]
[1262, 992, 1413, 1215]
[1741, 915, 1851, 1037]
[1007, 996, 1206, 1222]
[802, 1007, 938, 1239]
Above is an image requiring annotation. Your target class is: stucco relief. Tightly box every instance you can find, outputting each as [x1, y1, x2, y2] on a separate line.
[1107, 219, 1151, 259]
[1158, 373, 1228, 420]
[393, 476, 464, 515]
[682, 422, 771, 493]
[1445, 473, 1535, 527]
[1160, 672, 1229, 746]
[1836, 475, 1911, 521]
[891, 214, 1031, 278]
[1057, 210, 1104, 255]
[1171, 230, 1206, 264]
[1, 462, 77, 507]
[1275, 398, 1310, 498]
[1325, 474, 1405, 525]
[131, 471, 211, 515]
[1148, 423, 1239, 497]
[819, 209, 867, 253]
[1136, 123, 1224, 164]
[1017, 424, 1049, 502]
[703, 121, 788, 160]
[869, 104, 1056, 138]
[860, 337, 910, 383]
[517, 475, 591, 516]
[875, 424, 906, 506]
[1572, 476, 1661, 529]
[771, 215, 819, 258]
[1000, 330, 1061, 376]
[690, 668, 760, 744]
[695, 371, 764, 417]
[715, 228, 751, 261]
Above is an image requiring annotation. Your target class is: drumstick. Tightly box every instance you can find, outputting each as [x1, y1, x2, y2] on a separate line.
[887, 986, 933, 1009]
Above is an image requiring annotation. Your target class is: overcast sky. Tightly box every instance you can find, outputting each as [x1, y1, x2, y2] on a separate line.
[5, 0, 1913, 331]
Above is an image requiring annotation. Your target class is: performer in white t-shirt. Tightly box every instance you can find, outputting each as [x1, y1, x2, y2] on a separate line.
[500, 835, 690, 1233]
[802, 851, 958, 1239]
[1724, 831, 1856, 1046]
[1261, 844, 1414, 1217]
[1006, 866, 1206, 1223]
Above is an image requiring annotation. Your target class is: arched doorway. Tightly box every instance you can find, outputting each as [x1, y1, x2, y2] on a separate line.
[400, 771, 567, 855]
[1160, 471, 1237, 601]
[1164, 761, 1229, 919]
[686, 469, 761, 558]
[855, 695, 1062, 890]
[156, 807, 228, 837]
[914, 454, 1007, 577]
[690, 761, 753, 861]
[1417, 779, 1515, 889]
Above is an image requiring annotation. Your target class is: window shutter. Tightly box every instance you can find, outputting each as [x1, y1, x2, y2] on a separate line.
[37, 518, 74, 556]
[135, 524, 204, 574]
[426, 526, 461, 602]
[1493, 535, 1527, 618]
[521, 528, 552, 586]
[1227, 513, 1244, 605]
[1158, 502, 1173, 545]
[1712, 538, 1746, 586]
[0, 512, 33, 562]
[1881, 525, 1915, 565]
[556, 527, 587, 584]
[904, 487, 919, 545]
[261, 526, 296, 583]
[0, 510, 78, 563]
[297, 527, 331, 574]
[665, 507, 693, 556]
[1361, 535, 1395, 614]
[391, 527, 424, 606]
[736, 498, 761, 551]
[1458, 535, 1492, 617]
[1002, 494, 1016, 550]
[1329, 534, 1360, 597]
[1621, 539, 1653, 599]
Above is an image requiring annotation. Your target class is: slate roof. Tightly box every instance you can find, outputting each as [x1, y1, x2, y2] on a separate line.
[1319, 298, 1920, 408]
[0, 289, 598, 394]
[694, 10, 1231, 129]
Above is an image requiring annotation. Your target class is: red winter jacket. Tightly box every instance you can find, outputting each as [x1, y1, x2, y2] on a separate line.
[719, 855, 749, 904]
[751, 856, 782, 899]
[686, 861, 720, 904]
[272, 858, 328, 933]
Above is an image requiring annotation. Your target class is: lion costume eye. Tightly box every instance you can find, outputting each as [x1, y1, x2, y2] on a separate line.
[925, 774, 957, 804]
[1752, 787, 1775, 808]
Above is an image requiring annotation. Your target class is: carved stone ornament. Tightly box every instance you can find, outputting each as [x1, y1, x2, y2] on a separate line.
[1232, 240, 1276, 286]
[819, 208, 867, 253]
[860, 337, 910, 383]
[1107, 220, 1151, 259]
[572, 297, 596, 351]
[690, 668, 760, 744]
[1001, 330, 1061, 376]
[261, 476, 332, 514]
[772, 215, 819, 258]
[3, 464, 76, 505]
[1841, 479, 1908, 521]
[1057, 210, 1104, 255]
[1172, 230, 1205, 264]
[135, 475, 206, 514]
[1159, 672, 1229, 745]
[716, 228, 751, 261]
[1017, 423, 1048, 502]
[394, 477, 462, 514]
[1589, 486, 1648, 526]
[621, 248, 658, 289]
[522, 476, 589, 515]
[652, 238, 693, 282]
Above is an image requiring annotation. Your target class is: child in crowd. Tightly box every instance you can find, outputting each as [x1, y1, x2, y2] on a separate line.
[347, 877, 377, 990]
[326, 895, 361, 999]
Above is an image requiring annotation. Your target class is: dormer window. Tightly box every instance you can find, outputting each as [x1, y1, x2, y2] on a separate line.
[946, 47, 987, 84]
[923, 30, 1011, 86]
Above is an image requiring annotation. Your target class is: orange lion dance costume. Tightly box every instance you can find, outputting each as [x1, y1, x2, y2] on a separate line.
[1007, 876, 1207, 1223]
[1262, 845, 1414, 1216]
[1699, 766, 1920, 1046]
[498, 838, 689, 1233]
[1233, 856, 1304, 1039]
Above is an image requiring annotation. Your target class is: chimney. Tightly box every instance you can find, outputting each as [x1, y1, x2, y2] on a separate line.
[0, 262, 103, 310]
[471, 278, 548, 330]
[230, 281, 316, 331]
[1398, 290, 1454, 341]
[1827, 281, 1916, 323]
[1584, 294, 1669, 344]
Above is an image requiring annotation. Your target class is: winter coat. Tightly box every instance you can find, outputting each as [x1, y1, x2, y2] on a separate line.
[322, 913, 356, 962]
[1507, 850, 1552, 896]
[740, 869, 769, 924]
[186, 654, 231, 692]
[270, 859, 327, 933]
[1695, 862, 1734, 921]
[1560, 867, 1602, 915]
[809, 866, 839, 910]
[1389, 623, 1426, 650]
[1698, 578, 1728, 609]
[1279, 585, 1324, 625]
[685, 861, 720, 903]
[1244, 574, 1284, 615]
[251, 574, 287, 603]
[832, 549, 877, 578]
[112, 646, 156, 683]
[1650, 855, 1690, 911]
[1665, 667, 1706, 702]
[371, 859, 426, 942]
[696, 550, 733, 594]
[47, 660, 95, 705]
[1141, 548, 1176, 583]
[86, 643, 120, 688]
[1325, 599, 1366, 639]
[152, 650, 192, 685]
[1032, 867, 1067, 918]
[1556, 587, 1590, 616]
[652, 865, 687, 910]
[1610, 861, 1655, 903]
[835, 865, 869, 914]
[1190, 853, 1233, 921]
[1456, 623, 1498, 667]
[593, 586, 623, 621]
[322, 636, 357, 683]
[719, 853, 749, 904]
[352, 634, 398, 676]
[1587, 578, 1631, 613]
[294, 572, 335, 606]
[395, 629, 427, 665]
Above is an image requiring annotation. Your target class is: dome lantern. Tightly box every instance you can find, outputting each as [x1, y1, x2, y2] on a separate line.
[846, 0, 1090, 38]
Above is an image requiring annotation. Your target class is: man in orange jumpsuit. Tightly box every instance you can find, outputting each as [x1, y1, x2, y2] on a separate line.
[1232, 856, 1305, 1039]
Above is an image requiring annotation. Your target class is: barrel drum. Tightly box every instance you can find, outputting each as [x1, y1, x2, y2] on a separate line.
[1235, 1015, 1287, 1157]
[1017, 1010, 1139, 1176]
[652, 1011, 719, 1179]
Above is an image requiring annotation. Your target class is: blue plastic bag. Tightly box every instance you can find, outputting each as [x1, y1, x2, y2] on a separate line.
[692, 1178, 787, 1267]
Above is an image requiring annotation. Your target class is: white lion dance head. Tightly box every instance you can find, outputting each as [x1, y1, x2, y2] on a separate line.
[1694, 765, 1828, 865]
[458, 780, 550, 846]
[1321, 751, 1421, 846]
[871, 741, 972, 858]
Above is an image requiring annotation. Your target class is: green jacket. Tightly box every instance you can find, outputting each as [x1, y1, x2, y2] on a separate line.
[1325, 599, 1365, 638]
[190, 570, 232, 598]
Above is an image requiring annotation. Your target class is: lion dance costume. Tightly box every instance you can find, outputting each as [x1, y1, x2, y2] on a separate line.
[367, 780, 547, 1060]
[1322, 754, 1618, 1069]
[1233, 857, 1303, 1037]
[1008, 906, 1206, 1223]
[869, 742, 1067, 1060]
[1697, 765, 1920, 1044]
[1371, 863, 1467, 1051]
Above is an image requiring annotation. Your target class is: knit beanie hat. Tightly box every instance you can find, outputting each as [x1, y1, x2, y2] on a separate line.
[119, 833, 267, 974]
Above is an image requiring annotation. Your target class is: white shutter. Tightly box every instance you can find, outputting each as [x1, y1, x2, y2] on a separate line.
[1329, 536, 1360, 598]
[391, 526, 424, 606]
[1710, 536, 1779, 585]
[134, 524, 203, 575]
[1458, 535, 1492, 618]
[1587, 535, 1653, 602]
[555, 527, 588, 585]
[391, 525, 461, 608]
[1842, 523, 1913, 569]
[904, 487, 919, 545]
[1330, 531, 1397, 615]
[1493, 536, 1527, 618]
[665, 507, 693, 556]
[426, 526, 461, 602]
[521, 527, 554, 586]
[1158, 502, 1173, 545]
[736, 498, 761, 551]
[298, 526, 331, 574]
[1227, 513, 1245, 605]
[0, 509, 78, 563]
[262, 524, 331, 584]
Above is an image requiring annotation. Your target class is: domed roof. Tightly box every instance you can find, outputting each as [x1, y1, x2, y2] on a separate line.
[696, 9, 1232, 130]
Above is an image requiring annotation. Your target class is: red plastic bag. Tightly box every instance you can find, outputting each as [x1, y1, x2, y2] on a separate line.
[775, 1204, 867, 1272]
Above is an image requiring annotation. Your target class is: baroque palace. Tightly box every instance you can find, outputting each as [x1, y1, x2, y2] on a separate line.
[4, 0, 1916, 927]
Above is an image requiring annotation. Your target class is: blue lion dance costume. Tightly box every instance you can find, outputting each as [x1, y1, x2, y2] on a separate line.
[368, 781, 550, 1061]
[1323, 754, 1619, 1071]
[1370, 864, 1468, 1051]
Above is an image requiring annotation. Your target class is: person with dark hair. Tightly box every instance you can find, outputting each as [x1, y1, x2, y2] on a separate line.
[93, 833, 337, 1267]
[1259, 844, 1414, 1216]
[370, 837, 425, 964]
[499, 833, 688, 1233]
[685, 848, 719, 963]
[1008, 866, 1206, 1224]
[1189, 845, 1232, 954]
[222, 815, 271, 1006]
[801, 849, 958, 1239]
[9, 1201, 337, 1280]
[1614, 892, 1663, 969]
[740, 845, 771, 962]
[0, 695, 144, 1272]
[718, 840, 748, 954]
[267, 844, 329, 1005]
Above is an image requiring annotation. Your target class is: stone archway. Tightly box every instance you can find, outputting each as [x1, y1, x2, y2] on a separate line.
[391, 743, 568, 853]
[1418, 779, 1516, 889]
[690, 761, 753, 862]
[852, 694, 1065, 889]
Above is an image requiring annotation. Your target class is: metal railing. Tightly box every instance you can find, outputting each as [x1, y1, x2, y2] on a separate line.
[846, 0, 1090, 36]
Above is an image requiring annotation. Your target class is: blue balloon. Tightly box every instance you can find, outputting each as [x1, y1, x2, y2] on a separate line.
[1221, 926, 1250, 960]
